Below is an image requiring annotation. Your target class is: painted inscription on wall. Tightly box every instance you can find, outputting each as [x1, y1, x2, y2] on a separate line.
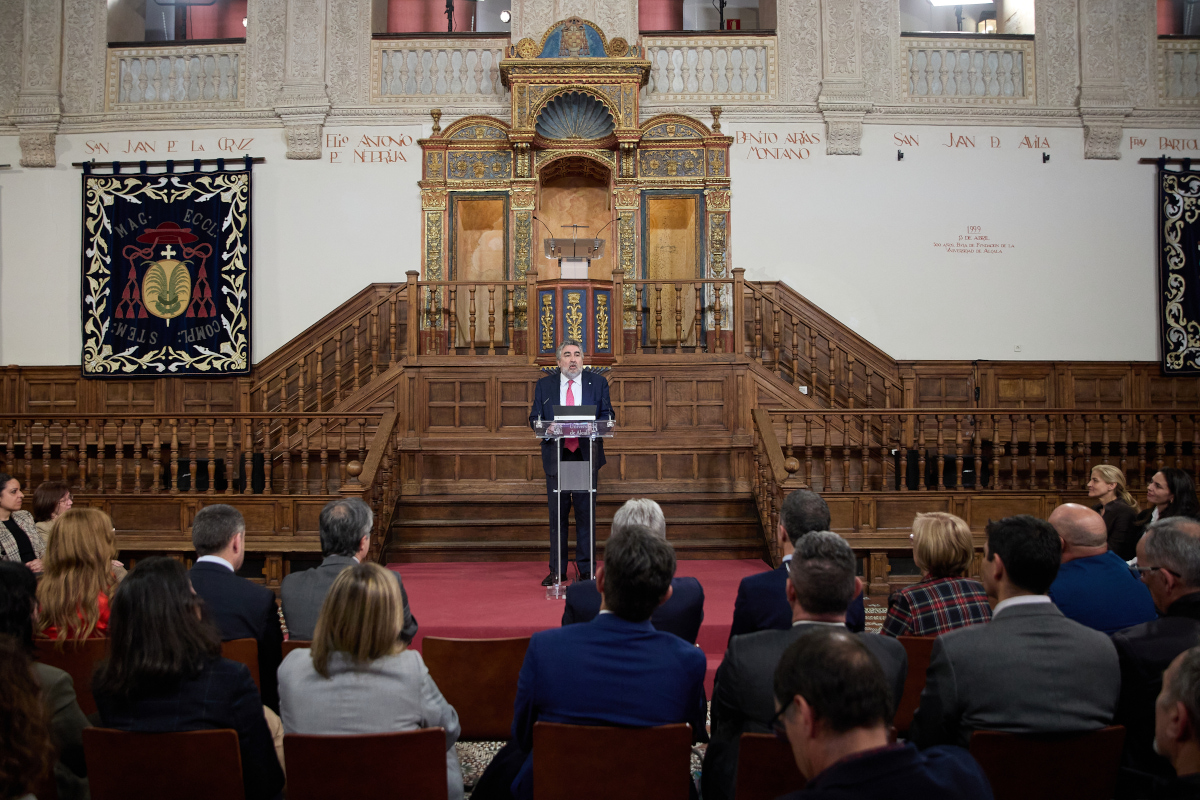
[324, 132, 415, 164]
[83, 136, 255, 156]
[933, 226, 1016, 255]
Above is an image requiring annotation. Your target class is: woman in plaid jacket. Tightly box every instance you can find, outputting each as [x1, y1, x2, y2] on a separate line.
[882, 512, 992, 637]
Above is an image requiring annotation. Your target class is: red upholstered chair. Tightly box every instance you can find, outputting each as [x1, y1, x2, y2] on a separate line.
[281, 639, 312, 660]
[220, 638, 260, 690]
[422, 636, 530, 741]
[893, 635, 936, 736]
[532, 722, 693, 800]
[284, 729, 448, 800]
[83, 728, 245, 800]
[34, 637, 109, 716]
[734, 732, 805, 800]
[969, 725, 1126, 800]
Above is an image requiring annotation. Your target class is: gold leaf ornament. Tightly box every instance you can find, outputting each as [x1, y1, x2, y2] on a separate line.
[517, 38, 539, 59]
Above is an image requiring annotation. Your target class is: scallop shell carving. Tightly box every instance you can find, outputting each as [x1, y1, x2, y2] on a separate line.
[535, 92, 615, 140]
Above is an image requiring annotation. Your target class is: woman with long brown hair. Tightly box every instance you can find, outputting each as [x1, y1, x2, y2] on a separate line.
[37, 507, 118, 641]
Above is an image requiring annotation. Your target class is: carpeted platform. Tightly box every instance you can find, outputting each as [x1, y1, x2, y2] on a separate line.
[389, 559, 775, 694]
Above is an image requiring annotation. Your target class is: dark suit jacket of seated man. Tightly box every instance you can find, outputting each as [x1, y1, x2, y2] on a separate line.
[703, 532, 906, 800]
[909, 515, 1121, 750]
[279, 497, 418, 642]
[561, 575, 704, 643]
[470, 526, 707, 800]
[528, 342, 615, 582]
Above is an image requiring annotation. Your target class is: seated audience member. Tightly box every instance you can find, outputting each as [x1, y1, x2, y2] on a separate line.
[562, 498, 704, 643]
[1154, 646, 1200, 799]
[92, 557, 284, 800]
[1132, 468, 1200, 555]
[909, 515, 1120, 749]
[882, 512, 992, 637]
[38, 507, 119, 641]
[0, 562, 89, 800]
[1047, 503, 1156, 634]
[0, 635, 57, 800]
[31, 481, 72, 544]
[1090, 465, 1141, 560]
[771, 629, 993, 800]
[703, 531, 907, 800]
[729, 489, 864, 640]
[280, 498, 417, 642]
[279, 562, 464, 800]
[1112, 517, 1200, 798]
[0, 472, 45, 574]
[471, 525, 707, 800]
[188, 504, 284, 713]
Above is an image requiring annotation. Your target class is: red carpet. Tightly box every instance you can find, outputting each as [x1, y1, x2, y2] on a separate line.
[389, 559, 774, 695]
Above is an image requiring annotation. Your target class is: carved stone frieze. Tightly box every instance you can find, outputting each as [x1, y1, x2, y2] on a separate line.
[16, 0, 63, 167]
[280, 120, 324, 159]
[823, 113, 863, 156]
[777, 0, 821, 105]
[1117, 0, 1154, 110]
[859, 0, 897, 105]
[512, 0, 636, 45]
[0, 0, 21, 118]
[817, 0, 870, 154]
[327, 0, 371, 107]
[822, 0, 859, 77]
[1036, 0, 1081, 107]
[247, 0, 288, 109]
[18, 128, 57, 167]
[276, 0, 331, 158]
[1083, 118, 1124, 159]
[61, 0, 105, 115]
[1079, 0, 1131, 159]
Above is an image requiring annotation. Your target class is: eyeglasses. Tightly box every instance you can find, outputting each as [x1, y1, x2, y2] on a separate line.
[769, 702, 791, 741]
[1136, 564, 1181, 579]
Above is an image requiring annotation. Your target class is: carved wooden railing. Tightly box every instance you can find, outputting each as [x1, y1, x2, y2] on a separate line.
[417, 277, 525, 357]
[753, 408, 1200, 494]
[0, 413, 379, 496]
[900, 35, 1035, 105]
[751, 408, 791, 567]
[1159, 38, 1200, 106]
[340, 411, 400, 563]
[642, 34, 777, 103]
[620, 276, 739, 355]
[105, 43, 246, 111]
[370, 36, 509, 104]
[743, 280, 901, 409]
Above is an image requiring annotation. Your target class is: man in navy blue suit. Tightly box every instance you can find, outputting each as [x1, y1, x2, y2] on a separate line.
[561, 498, 705, 643]
[471, 524, 708, 800]
[729, 489, 865, 639]
[187, 504, 283, 712]
[529, 339, 615, 585]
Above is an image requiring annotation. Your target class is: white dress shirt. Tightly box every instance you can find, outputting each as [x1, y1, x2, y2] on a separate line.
[992, 594, 1052, 617]
[559, 372, 582, 407]
[195, 554, 235, 572]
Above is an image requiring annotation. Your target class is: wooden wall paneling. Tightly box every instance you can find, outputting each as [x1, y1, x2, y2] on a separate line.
[1065, 364, 1131, 409]
[24, 368, 82, 414]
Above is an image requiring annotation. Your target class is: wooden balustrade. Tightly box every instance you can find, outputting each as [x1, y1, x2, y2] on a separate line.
[625, 278, 736, 355]
[414, 278, 524, 357]
[744, 282, 899, 409]
[752, 408, 1200, 494]
[0, 414, 380, 497]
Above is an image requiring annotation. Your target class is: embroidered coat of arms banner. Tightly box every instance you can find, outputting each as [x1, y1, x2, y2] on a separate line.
[1161, 167, 1200, 375]
[81, 163, 251, 376]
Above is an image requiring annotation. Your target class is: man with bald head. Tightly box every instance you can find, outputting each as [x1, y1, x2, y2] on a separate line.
[1046, 503, 1156, 634]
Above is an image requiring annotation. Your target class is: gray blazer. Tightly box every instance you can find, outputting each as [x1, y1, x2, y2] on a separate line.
[701, 622, 907, 800]
[279, 648, 463, 800]
[34, 662, 91, 800]
[280, 555, 417, 642]
[909, 601, 1121, 749]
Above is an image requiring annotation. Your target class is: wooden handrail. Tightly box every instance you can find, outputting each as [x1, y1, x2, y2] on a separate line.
[353, 411, 398, 489]
[752, 408, 789, 483]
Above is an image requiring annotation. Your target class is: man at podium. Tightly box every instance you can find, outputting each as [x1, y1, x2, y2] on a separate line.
[529, 339, 614, 586]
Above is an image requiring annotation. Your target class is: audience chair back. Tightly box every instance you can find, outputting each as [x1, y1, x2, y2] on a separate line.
[284, 729, 448, 800]
[220, 638, 260, 690]
[893, 636, 936, 735]
[83, 728, 245, 800]
[532, 722, 692, 800]
[969, 725, 1126, 800]
[281, 639, 311, 660]
[734, 732, 805, 800]
[423, 636, 530, 740]
[34, 638, 109, 716]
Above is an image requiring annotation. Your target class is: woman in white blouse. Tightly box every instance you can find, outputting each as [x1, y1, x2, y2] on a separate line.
[279, 561, 464, 800]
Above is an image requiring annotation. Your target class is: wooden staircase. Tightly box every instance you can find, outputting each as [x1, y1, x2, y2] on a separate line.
[384, 492, 767, 563]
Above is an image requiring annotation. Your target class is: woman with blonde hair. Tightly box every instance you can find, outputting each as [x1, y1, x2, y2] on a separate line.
[37, 507, 118, 641]
[279, 562, 464, 800]
[882, 512, 992, 637]
[1088, 465, 1140, 560]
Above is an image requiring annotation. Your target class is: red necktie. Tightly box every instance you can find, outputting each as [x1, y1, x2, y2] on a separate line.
[565, 379, 579, 452]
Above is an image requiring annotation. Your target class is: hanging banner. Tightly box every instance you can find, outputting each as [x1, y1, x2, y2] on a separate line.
[81, 161, 251, 376]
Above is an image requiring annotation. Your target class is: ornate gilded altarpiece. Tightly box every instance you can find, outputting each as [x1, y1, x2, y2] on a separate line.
[418, 18, 733, 357]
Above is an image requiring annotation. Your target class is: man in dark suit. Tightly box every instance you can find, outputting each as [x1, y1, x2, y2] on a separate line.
[772, 630, 993, 800]
[702, 531, 906, 800]
[1112, 517, 1200, 798]
[529, 339, 614, 585]
[188, 503, 284, 712]
[561, 497, 704, 643]
[728, 489, 864, 639]
[1153, 646, 1200, 799]
[280, 497, 417, 642]
[909, 515, 1121, 750]
[471, 524, 707, 800]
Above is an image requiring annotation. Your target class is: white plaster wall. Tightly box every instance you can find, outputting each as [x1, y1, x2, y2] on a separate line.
[0, 119, 1195, 367]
